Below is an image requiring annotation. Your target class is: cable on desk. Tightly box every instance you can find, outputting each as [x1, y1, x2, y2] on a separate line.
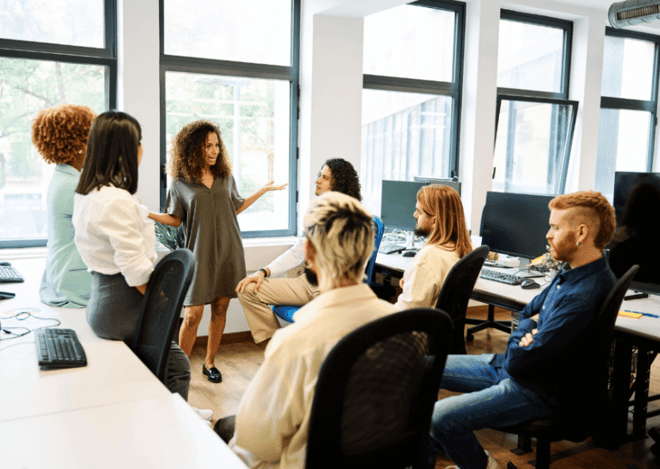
[0, 311, 62, 343]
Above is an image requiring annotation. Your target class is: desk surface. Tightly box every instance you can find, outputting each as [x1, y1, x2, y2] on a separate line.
[0, 258, 169, 423]
[0, 393, 247, 469]
[377, 250, 660, 342]
[0, 257, 246, 468]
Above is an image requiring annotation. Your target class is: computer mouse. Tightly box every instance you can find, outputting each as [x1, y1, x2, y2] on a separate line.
[402, 251, 417, 257]
[0, 262, 10, 266]
[521, 279, 540, 290]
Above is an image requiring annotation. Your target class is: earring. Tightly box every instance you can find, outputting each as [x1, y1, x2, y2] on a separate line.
[576, 241, 582, 248]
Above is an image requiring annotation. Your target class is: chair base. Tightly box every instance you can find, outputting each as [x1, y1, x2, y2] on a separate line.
[465, 304, 511, 341]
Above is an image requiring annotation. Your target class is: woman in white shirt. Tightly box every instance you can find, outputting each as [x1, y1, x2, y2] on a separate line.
[72, 111, 191, 399]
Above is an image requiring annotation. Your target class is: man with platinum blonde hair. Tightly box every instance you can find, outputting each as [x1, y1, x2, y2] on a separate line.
[218, 191, 399, 468]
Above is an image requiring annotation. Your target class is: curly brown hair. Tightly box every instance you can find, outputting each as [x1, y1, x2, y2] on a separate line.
[31, 104, 96, 164]
[167, 120, 232, 183]
[324, 158, 361, 201]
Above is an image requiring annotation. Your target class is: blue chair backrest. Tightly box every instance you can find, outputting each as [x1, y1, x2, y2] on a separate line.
[364, 216, 384, 285]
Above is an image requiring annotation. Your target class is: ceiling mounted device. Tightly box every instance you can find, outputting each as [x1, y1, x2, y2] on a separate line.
[609, 0, 660, 28]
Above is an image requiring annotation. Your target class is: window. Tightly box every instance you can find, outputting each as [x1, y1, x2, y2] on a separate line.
[595, 28, 660, 197]
[494, 10, 575, 195]
[161, 0, 299, 237]
[361, 0, 465, 215]
[0, 0, 116, 248]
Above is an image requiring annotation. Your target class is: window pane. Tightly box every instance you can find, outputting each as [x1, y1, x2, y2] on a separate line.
[493, 100, 575, 194]
[361, 89, 453, 215]
[0, 0, 104, 48]
[165, 71, 291, 232]
[0, 57, 107, 243]
[363, 5, 455, 82]
[602, 35, 655, 101]
[164, 0, 292, 66]
[498, 19, 564, 93]
[595, 109, 651, 196]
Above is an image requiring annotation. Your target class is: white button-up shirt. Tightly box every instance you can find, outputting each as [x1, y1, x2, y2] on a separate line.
[73, 185, 157, 287]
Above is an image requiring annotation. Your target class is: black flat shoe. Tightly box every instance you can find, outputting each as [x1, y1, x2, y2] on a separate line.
[203, 364, 222, 383]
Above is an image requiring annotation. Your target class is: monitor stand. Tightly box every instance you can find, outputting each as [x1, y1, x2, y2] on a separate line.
[401, 231, 419, 257]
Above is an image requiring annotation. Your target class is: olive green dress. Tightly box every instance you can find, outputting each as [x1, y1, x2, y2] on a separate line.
[166, 176, 246, 306]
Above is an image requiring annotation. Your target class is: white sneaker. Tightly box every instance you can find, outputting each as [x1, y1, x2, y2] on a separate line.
[486, 453, 503, 469]
[191, 406, 213, 421]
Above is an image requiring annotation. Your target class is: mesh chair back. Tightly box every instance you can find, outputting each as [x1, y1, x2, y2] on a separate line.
[364, 216, 385, 285]
[585, 264, 638, 431]
[435, 245, 490, 354]
[306, 308, 454, 469]
[131, 249, 195, 384]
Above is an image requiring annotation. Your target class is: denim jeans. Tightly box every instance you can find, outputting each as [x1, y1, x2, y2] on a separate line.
[429, 354, 552, 469]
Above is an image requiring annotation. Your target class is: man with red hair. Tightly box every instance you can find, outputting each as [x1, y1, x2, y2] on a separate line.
[429, 191, 617, 469]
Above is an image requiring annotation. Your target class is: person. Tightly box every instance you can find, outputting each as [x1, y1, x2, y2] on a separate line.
[72, 111, 193, 404]
[393, 184, 472, 310]
[32, 104, 96, 308]
[218, 191, 398, 468]
[149, 120, 286, 384]
[235, 158, 362, 344]
[428, 190, 617, 469]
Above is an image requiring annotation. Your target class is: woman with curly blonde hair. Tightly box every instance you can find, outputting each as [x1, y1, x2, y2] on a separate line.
[150, 120, 286, 383]
[32, 103, 96, 308]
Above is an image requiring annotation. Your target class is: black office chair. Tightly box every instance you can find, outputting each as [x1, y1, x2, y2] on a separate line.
[494, 265, 639, 469]
[130, 249, 195, 384]
[435, 245, 490, 354]
[305, 308, 454, 469]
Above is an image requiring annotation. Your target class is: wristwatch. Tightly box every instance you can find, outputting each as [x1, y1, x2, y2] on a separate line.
[258, 268, 268, 277]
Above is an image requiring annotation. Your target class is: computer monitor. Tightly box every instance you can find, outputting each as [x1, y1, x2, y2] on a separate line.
[379, 180, 427, 231]
[412, 177, 461, 196]
[480, 191, 555, 260]
[609, 171, 660, 294]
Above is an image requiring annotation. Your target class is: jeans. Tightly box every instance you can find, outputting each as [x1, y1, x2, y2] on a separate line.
[429, 354, 552, 469]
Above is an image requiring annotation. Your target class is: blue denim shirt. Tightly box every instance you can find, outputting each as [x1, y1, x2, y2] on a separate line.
[491, 255, 616, 407]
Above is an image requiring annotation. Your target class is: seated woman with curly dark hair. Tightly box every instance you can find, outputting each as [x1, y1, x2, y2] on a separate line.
[32, 104, 96, 308]
[149, 120, 286, 384]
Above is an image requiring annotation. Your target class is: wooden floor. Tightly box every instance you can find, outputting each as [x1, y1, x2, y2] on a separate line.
[186, 307, 660, 468]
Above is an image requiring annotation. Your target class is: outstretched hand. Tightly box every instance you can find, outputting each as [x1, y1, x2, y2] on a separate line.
[262, 181, 288, 192]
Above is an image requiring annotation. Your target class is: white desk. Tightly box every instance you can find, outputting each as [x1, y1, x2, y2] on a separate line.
[0, 393, 246, 469]
[0, 257, 246, 468]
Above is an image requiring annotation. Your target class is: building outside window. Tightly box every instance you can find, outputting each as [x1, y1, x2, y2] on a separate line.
[0, 0, 116, 248]
[361, 0, 465, 216]
[595, 27, 660, 199]
[493, 10, 576, 195]
[161, 0, 299, 237]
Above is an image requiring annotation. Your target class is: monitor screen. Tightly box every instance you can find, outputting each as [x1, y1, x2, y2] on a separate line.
[380, 180, 427, 231]
[480, 191, 555, 259]
[610, 171, 660, 293]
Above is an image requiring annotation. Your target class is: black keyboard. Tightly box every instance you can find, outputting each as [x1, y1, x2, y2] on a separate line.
[0, 264, 24, 283]
[480, 268, 523, 286]
[35, 328, 87, 369]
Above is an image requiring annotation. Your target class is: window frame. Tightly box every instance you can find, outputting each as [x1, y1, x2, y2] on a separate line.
[362, 0, 466, 180]
[495, 9, 575, 195]
[159, 0, 301, 238]
[600, 26, 660, 174]
[0, 0, 118, 249]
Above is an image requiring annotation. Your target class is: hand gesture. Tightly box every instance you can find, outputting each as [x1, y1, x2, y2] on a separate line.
[236, 270, 267, 294]
[262, 181, 288, 192]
